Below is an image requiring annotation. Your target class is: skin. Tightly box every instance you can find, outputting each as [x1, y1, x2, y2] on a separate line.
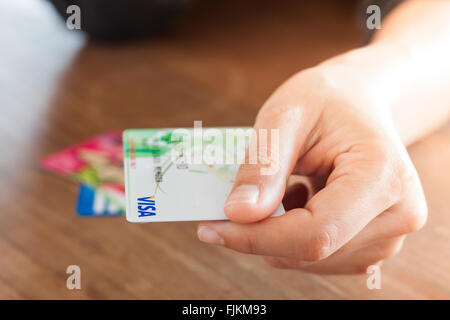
[197, 0, 450, 274]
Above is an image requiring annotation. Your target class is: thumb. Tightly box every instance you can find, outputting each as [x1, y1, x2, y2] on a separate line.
[225, 97, 321, 223]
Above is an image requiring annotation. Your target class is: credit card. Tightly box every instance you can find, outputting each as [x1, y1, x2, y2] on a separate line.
[123, 128, 284, 222]
[41, 131, 126, 209]
[77, 184, 123, 216]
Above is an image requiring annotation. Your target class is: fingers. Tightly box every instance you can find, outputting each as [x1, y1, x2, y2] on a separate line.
[333, 167, 427, 255]
[224, 90, 323, 223]
[198, 166, 424, 276]
[300, 145, 404, 256]
[199, 209, 316, 259]
[201, 146, 402, 261]
[264, 167, 424, 274]
[279, 174, 414, 256]
[265, 236, 406, 274]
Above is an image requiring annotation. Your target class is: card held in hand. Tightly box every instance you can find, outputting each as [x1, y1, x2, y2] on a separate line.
[123, 128, 284, 222]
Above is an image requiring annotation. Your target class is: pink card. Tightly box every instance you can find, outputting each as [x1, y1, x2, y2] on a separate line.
[41, 132, 125, 198]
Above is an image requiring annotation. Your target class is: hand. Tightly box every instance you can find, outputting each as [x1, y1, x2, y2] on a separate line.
[196, 61, 428, 274]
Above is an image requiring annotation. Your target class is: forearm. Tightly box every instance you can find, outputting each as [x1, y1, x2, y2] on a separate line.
[323, 0, 450, 145]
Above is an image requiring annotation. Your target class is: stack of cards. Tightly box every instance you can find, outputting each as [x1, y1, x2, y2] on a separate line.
[41, 128, 285, 221]
[41, 132, 125, 216]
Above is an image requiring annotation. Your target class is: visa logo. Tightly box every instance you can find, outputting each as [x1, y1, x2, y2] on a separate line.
[137, 195, 156, 217]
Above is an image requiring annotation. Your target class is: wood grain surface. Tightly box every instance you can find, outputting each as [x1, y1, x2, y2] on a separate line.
[0, 0, 449, 299]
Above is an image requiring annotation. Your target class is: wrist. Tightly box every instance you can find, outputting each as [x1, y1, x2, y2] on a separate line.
[319, 42, 413, 108]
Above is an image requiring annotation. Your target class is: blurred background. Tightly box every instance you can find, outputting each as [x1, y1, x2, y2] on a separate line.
[0, 0, 449, 299]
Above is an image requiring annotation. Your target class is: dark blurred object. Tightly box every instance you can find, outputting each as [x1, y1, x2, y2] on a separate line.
[48, 0, 188, 41]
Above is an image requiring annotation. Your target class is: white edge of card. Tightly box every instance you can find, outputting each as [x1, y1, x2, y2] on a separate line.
[123, 142, 132, 223]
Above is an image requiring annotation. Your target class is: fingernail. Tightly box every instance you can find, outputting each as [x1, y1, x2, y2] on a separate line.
[197, 226, 225, 246]
[225, 184, 259, 207]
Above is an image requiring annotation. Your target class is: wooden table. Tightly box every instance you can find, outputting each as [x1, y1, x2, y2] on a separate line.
[0, 0, 449, 299]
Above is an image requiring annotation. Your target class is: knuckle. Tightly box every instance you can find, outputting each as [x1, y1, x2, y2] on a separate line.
[384, 245, 402, 259]
[389, 152, 423, 204]
[382, 238, 405, 259]
[380, 154, 403, 198]
[265, 257, 285, 269]
[362, 145, 404, 203]
[397, 188, 428, 235]
[244, 234, 259, 255]
[369, 145, 423, 206]
[303, 224, 337, 262]
[387, 167, 406, 202]
[403, 205, 428, 234]
[401, 169, 428, 234]
[370, 144, 391, 165]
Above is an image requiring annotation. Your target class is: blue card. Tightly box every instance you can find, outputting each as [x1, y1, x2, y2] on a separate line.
[76, 184, 123, 216]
